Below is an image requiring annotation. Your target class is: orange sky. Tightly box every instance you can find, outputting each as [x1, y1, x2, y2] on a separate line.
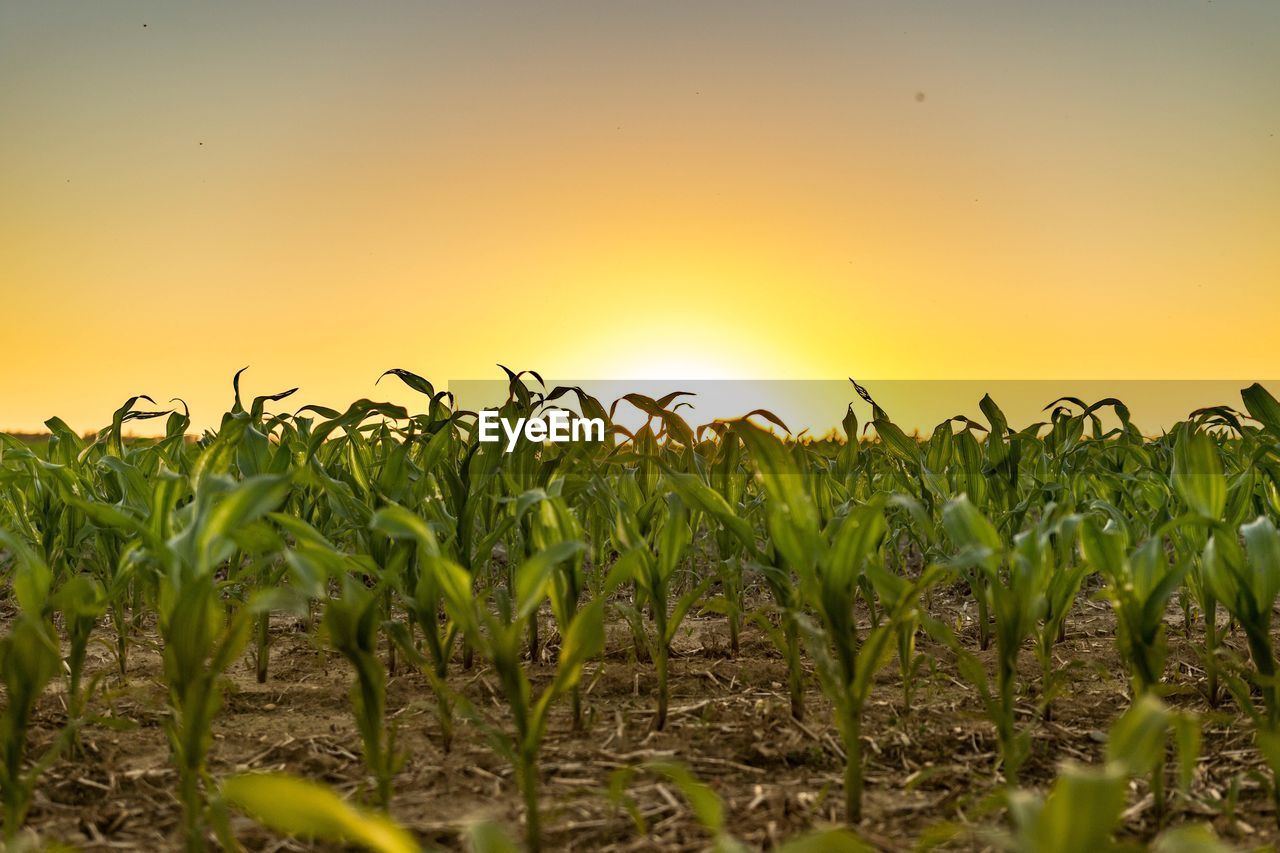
[2, 2, 1278, 433]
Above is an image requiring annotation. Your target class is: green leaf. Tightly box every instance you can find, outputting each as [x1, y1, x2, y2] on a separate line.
[194, 474, 292, 573]
[514, 540, 584, 622]
[1241, 382, 1280, 435]
[1017, 765, 1126, 853]
[1255, 727, 1280, 777]
[0, 530, 53, 614]
[462, 819, 520, 853]
[559, 598, 605, 672]
[1172, 427, 1226, 520]
[370, 503, 442, 557]
[1172, 712, 1201, 794]
[732, 421, 820, 543]
[663, 469, 757, 555]
[942, 496, 1001, 572]
[435, 557, 479, 637]
[1241, 516, 1280, 613]
[221, 773, 419, 853]
[645, 762, 724, 834]
[657, 494, 692, 580]
[872, 418, 922, 464]
[1079, 518, 1127, 581]
[826, 501, 887, 591]
[1105, 694, 1170, 777]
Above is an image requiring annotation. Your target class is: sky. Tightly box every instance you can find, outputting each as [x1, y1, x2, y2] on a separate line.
[2, 1, 1278, 433]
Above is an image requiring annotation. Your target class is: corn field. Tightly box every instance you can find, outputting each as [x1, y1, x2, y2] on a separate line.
[4, 370, 1280, 852]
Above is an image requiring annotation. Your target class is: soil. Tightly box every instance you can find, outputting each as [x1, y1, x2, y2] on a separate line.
[8, 580, 1280, 852]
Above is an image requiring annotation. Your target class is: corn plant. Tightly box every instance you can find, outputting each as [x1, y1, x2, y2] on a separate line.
[438, 540, 606, 852]
[696, 429, 751, 655]
[661, 458, 761, 660]
[613, 490, 709, 731]
[75, 416, 293, 849]
[275, 509, 405, 805]
[51, 574, 108, 740]
[1003, 696, 1205, 853]
[730, 424, 815, 723]
[1170, 424, 1229, 707]
[325, 577, 401, 810]
[1204, 517, 1280, 826]
[526, 489, 592, 729]
[79, 510, 139, 677]
[875, 496, 939, 712]
[1079, 519, 1189, 820]
[1032, 513, 1090, 722]
[370, 504, 462, 753]
[0, 533, 73, 844]
[734, 422, 941, 823]
[158, 486, 289, 849]
[942, 496, 1042, 786]
[1080, 520, 1185, 698]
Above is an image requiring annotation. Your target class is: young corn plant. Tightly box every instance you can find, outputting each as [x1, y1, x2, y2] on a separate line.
[942, 495, 1043, 787]
[874, 504, 936, 713]
[1002, 696, 1207, 853]
[661, 459, 761, 660]
[733, 422, 940, 824]
[439, 540, 606, 853]
[52, 574, 108, 746]
[0, 533, 73, 845]
[1079, 518, 1188, 820]
[527, 489, 592, 730]
[324, 577, 401, 810]
[1170, 424, 1229, 707]
[1080, 520, 1186, 698]
[369, 504, 462, 753]
[77, 416, 293, 849]
[1031, 511, 1089, 721]
[613, 491, 708, 731]
[730, 422, 818, 723]
[81, 518, 138, 677]
[275, 512, 403, 805]
[160, 486, 290, 849]
[1203, 517, 1280, 827]
[701, 429, 751, 656]
[816, 508, 942, 825]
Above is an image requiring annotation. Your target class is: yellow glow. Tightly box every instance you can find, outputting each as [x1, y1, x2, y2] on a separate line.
[2, 4, 1278, 432]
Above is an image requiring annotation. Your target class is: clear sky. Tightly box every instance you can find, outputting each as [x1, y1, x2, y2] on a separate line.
[2, 1, 1278, 432]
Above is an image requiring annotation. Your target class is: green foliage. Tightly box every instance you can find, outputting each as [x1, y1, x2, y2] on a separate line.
[325, 577, 401, 809]
[0, 534, 64, 844]
[1206, 516, 1280, 818]
[1005, 697, 1214, 853]
[438, 538, 606, 853]
[222, 773, 419, 853]
[736, 423, 942, 824]
[4, 374, 1280, 847]
[1081, 520, 1185, 696]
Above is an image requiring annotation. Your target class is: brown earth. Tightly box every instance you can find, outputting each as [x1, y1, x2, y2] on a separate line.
[9, 581, 1280, 852]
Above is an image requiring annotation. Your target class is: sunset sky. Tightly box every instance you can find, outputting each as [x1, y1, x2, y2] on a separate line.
[2, 2, 1278, 433]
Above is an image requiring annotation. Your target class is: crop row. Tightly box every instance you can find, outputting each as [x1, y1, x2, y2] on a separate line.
[2, 371, 1280, 851]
